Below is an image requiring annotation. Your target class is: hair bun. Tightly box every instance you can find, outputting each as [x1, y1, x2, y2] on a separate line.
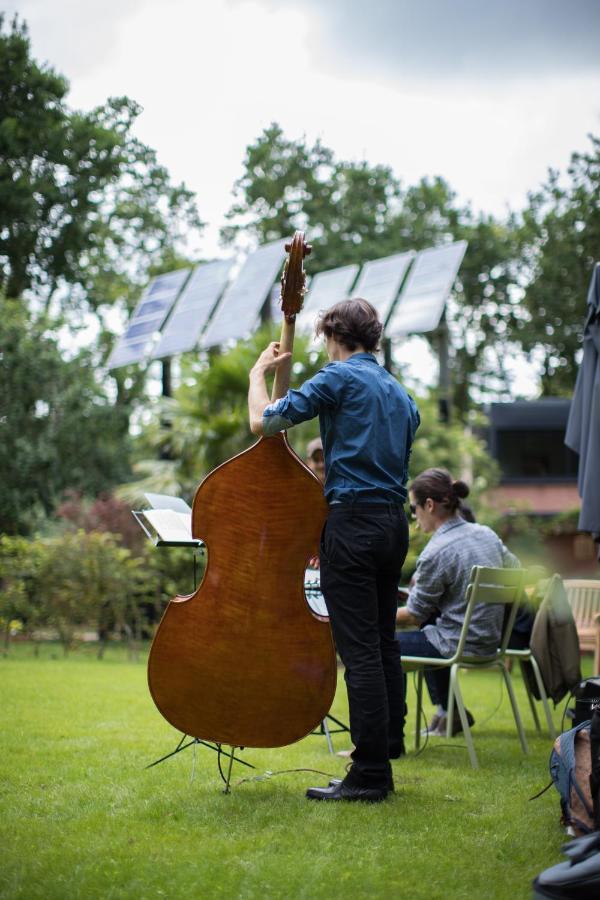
[452, 479, 470, 499]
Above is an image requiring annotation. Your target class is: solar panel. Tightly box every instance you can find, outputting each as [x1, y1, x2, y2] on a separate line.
[295, 263, 359, 333]
[201, 240, 284, 349]
[106, 268, 191, 369]
[386, 241, 468, 336]
[351, 251, 415, 323]
[151, 258, 234, 359]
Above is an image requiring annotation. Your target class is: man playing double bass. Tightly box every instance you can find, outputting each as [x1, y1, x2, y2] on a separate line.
[248, 298, 419, 803]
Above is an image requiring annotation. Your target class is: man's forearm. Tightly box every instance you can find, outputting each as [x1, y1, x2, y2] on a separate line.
[248, 368, 270, 435]
[396, 605, 421, 628]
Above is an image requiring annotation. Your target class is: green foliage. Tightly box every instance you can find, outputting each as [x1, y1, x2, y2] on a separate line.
[0, 16, 203, 311]
[0, 297, 131, 534]
[0, 17, 207, 535]
[222, 123, 529, 414]
[0, 535, 36, 651]
[518, 134, 600, 394]
[409, 397, 499, 494]
[401, 395, 500, 577]
[0, 518, 202, 655]
[123, 325, 328, 504]
[32, 530, 141, 653]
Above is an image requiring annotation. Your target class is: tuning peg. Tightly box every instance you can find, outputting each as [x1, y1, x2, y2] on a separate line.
[284, 242, 291, 252]
[304, 244, 312, 257]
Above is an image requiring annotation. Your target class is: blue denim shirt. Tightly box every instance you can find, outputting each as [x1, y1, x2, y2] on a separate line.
[263, 352, 420, 504]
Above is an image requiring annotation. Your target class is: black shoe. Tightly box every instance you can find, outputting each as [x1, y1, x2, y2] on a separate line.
[389, 738, 406, 759]
[452, 710, 475, 736]
[329, 776, 395, 793]
[306, 781, 388, 803]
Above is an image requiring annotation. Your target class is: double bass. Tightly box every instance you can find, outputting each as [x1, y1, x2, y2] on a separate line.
[147, 232, 337, 748]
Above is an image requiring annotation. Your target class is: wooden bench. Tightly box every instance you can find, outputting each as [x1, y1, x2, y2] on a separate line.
[563, 579, 600, 675]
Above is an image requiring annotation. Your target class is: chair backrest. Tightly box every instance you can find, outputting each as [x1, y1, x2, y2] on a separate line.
[563, 580, 600, 630]
[454, 566, 526, 661]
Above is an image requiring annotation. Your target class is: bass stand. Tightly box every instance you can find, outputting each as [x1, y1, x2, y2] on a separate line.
[134, 496, 258, 792]
[312, 713, 351, 754]
[145, 734, 256, 793]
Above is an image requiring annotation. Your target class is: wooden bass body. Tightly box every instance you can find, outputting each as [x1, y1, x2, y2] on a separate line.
[147, 432, 337, 747]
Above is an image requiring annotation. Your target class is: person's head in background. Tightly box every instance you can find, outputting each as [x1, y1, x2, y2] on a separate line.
[409, 467, 470, 534]
[305, 437, 325, 485]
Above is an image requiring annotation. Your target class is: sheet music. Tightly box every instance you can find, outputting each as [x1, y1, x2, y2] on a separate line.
[304, 568, 329, 618]
[144, 492, 192, 513]
[142, 508, 194, 542]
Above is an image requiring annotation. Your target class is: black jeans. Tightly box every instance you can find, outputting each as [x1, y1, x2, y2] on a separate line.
[320, 502, 409, 789]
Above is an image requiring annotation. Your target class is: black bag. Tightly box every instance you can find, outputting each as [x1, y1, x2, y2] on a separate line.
[533, 832, 600, 899]
[572, 677, 600, 727]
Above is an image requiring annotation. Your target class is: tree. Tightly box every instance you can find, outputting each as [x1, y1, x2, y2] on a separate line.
[0, 16, 203, 313]
[0, 298, 131, 534]
[222, 123, 404, 274]
[400, 393, 501, 577]
[0, 16, 207, 534]
[222, 124, 524, 415]
[518, 134, 600, 394]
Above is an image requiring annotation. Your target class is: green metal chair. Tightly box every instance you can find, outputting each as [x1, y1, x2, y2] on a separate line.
[401, 565, 529, 769]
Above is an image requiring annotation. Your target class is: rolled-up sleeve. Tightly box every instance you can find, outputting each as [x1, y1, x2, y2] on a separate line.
[262, 365, 343, 433]
[406, 552, 446, 622]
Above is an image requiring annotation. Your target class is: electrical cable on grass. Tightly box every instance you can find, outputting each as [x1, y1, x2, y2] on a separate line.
[234, 767, 338, 788]
[217, 745, 226, 784]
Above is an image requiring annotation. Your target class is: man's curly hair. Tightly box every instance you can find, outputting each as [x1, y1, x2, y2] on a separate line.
[315, 298, 383, 352]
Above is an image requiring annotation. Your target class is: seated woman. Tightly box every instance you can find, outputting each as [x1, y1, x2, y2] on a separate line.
[396, 467, 519, 737]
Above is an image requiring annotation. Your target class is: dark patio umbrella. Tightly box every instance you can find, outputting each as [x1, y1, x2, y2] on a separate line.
[565, 262, 600, 552]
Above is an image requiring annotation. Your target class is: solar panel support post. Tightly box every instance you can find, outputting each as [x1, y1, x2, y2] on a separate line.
[382, 336, 393, 375]
[435, 314, 451, 423]
[162, 357, 172, 398]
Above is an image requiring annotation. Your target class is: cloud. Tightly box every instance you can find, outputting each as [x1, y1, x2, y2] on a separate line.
[3, 0, 150, 79]
[254, 0, 600, 81]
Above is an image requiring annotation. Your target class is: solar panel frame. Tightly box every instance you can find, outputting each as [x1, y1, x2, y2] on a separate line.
[106, 267, 191, 369]
[351, 251, 415, 324]
[386, 241, 468, 337]
[295, 263, 360, 333]
[151, 258, 234, 359]
[201, 240, 284, 349]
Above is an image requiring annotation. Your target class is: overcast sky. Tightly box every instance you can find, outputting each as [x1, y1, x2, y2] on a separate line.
[6, 0, 600, 259]
[5, 0, 600, 393]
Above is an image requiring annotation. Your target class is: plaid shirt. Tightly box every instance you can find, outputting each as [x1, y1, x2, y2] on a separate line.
[406, 517, 519, 657]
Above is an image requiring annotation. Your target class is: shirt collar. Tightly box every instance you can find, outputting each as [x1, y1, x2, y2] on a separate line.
[346, 352, 378, 364]
[435, 517, 467, 537]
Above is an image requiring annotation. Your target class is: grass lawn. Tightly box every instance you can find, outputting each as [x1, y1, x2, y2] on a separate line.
[0, 641, 581, 900]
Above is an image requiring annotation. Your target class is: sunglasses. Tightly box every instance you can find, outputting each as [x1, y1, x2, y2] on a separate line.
[409, 503, 417, 516]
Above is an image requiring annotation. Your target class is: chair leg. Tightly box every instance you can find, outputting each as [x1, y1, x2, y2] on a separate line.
[449, 665, 478, 768]
[321, 717, 334, 754]
[414, 668, 424, 750]
[519, 659, 541, 733]
[501, 663, 529, 755]
[529, 655, 556, 739]
[446, 671, 455, 737]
